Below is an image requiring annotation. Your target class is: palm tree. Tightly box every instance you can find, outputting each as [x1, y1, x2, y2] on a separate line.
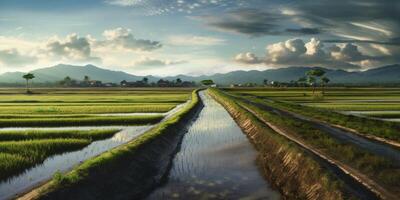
[22, 73, 35, 93]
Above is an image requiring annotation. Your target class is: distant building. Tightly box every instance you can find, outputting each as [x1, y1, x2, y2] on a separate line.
[88, 80, 102, 87]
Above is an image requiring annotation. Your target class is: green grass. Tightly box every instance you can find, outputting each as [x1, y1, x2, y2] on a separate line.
[0, 129, 119, 181]
[218, 89, 400, 194]
[0, 104, 177, 114]
[34, 89, 201, 198]
[0, 115, 164, 127]
[306, 103, 400, 111]
[0, 129, 119, 141]
[225, 88, 400, 142]
[0, 139, 90, 180]
[363, 112, 400, 119]
[209, 88, 349, 199]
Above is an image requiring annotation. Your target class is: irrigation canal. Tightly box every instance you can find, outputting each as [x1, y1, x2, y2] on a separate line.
[0, 93, 280, 200]
[147, 91, 280, 199]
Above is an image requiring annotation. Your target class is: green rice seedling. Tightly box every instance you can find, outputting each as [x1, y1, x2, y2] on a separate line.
[0, 115, 163, 127]
[0, 139, 91, 180]
[0, 104, 177, 114]
[32, 89, 201, 198]
[227, 88, 400, 142]
[0, 129, 119, 141]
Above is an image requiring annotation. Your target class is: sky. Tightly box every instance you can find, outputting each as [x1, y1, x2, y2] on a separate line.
[0, 0, 399, 76]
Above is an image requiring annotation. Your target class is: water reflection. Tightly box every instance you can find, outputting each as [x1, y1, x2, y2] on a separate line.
[0, 126, 152, 200]
[0, 101, 189, 200]
[147, 92, 280, 200]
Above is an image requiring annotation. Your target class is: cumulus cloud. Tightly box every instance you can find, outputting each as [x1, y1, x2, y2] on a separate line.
[235, 38, 379, 69]
[168, 35, 225, 46]
[43, 34, 100, 62]
[99, 27, 162, 51]
[0, 27, 164, 69]
[132, 57, 186, 68]
[235, 52, 262, 64]
[0, 48, 37, 67]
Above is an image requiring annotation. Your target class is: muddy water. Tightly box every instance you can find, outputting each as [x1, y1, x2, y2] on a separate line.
[147, 92, 280, 200]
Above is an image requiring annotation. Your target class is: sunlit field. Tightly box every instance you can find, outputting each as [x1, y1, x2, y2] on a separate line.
[220, 88, 400, 196]
[227, 87, 400, 117]
[0, 129, 119, 181]
[0, 88, 192, 126]
[0, 88, 193, 184]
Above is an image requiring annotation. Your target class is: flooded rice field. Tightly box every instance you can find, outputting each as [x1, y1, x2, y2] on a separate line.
[0, 126, 152, 200]
[0, 101, 190, 200]
[147, 91, 280, 200]
[343, 111, 400, 122]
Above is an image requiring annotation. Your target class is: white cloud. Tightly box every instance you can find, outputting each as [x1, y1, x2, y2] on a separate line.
[235, 52, 261, 64]
[235, 38, 378, 69]
[42, 33, 100, 62]
[0, 49, 37, 67]
[99, 27, 162, 51]
[266, 38, 307, 63]
[168, 35, 225, 46]
[132, 56, 186, 68]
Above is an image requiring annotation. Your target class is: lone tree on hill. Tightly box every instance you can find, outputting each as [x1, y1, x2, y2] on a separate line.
[22, 73, 35, 94]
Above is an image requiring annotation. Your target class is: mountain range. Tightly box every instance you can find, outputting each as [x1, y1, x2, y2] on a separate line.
[0, 64, 399, 85]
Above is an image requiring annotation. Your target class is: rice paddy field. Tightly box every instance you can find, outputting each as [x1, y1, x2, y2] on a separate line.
[0, 88, 193, 191]
[0, 88, 192, 127]
[225, 87, 400, 143]
[226, 87, 400, 120]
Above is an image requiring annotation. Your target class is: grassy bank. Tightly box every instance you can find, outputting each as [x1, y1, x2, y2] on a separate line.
[223, 90, 400, 196]
[230, 91, 400, 143]
[0, 129, 119, 181]
[0, 115, 163, 127]
[208, 88, 350, 200]
[26, 90, 201, 200]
